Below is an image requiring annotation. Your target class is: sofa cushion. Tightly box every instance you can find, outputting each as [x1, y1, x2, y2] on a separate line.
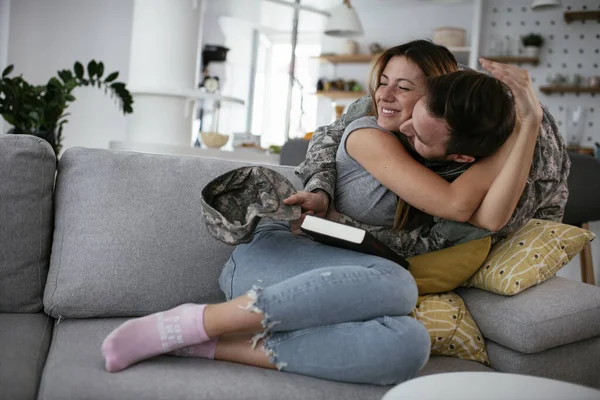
[38, 318, 491, 400]
[466, 219, 595, 296]
[0, 135, 55, 313]
[408, 237, 491, 295]
[456, 277, 600, 353]
[0, 313, 54, 400]
[43, 148, 301, 318]
[486, 337, 600, 389]
[38, 318, 391, 400]
[412, 292, 489, 366]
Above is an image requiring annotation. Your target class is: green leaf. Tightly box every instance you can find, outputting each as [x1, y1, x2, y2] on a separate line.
[74, 62, 84, 79]
[65, 94, 76, 102]
[65, 80, 78, 91]
[110, 82, 125, 91]
[58, 70, 74, 84]
[97, 62, 104, 78]
[87, 60, 97, 77]
[104, 71, 119, 83]
[2, 64, 14, 78]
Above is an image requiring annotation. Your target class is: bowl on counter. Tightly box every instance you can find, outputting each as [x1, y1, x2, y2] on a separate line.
[201, 132, 229, 149]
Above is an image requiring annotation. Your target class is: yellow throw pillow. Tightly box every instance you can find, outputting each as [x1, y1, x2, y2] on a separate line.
[467, 219, 596, 296]
[407, 237, 491, 295]
[411, 292, 490, 366]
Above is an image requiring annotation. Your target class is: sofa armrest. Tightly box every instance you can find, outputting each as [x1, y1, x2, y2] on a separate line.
[456, 277, 600, 354]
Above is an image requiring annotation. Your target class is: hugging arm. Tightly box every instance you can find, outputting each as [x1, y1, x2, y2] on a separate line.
[347, 62, 542, 231]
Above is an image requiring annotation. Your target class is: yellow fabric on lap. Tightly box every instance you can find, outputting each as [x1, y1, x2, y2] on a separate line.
[407, 237, 491, 295]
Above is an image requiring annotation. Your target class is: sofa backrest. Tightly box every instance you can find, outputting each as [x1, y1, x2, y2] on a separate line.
[43, 147, 302, 318]
[0, 135, 56, 313]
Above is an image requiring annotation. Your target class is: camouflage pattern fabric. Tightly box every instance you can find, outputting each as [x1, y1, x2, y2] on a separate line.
[201, 166, 301, 245]
[296, 95, 570, 258]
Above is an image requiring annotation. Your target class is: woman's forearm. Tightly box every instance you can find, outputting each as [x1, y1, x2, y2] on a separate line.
[468, 119, 540, 231]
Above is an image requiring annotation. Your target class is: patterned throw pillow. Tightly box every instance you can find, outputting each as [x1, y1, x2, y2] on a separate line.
[466, 219, 595, 296]
[410, 292, 490, 366]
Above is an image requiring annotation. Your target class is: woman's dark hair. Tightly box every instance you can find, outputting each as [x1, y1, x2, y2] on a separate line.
[367, 40, 460, 231]
[425, 70, 516, 159]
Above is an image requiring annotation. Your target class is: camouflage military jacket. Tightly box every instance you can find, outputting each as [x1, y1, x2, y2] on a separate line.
[295, 95, 570, 258]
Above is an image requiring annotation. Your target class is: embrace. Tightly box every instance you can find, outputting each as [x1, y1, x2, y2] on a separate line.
[101, 40, 569, 385]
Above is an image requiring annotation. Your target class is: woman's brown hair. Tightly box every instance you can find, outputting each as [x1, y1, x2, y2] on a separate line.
[367, 40, 460, 231]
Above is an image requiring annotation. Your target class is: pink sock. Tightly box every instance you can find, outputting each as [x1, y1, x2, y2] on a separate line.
[169, 338, 219, 359]
[102, 304, 210, 372]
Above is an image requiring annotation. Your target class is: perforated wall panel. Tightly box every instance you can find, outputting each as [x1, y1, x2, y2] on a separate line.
[481, 0, 599, 149]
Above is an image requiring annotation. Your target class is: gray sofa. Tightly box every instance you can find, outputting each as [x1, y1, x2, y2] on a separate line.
[1, 134, 599, 400]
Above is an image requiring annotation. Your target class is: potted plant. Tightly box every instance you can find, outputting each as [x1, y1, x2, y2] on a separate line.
[0, 60, 133, 155]
[521, 33, 544, 58]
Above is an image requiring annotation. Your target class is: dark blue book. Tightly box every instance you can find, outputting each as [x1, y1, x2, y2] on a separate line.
[300, 215, 410, 269]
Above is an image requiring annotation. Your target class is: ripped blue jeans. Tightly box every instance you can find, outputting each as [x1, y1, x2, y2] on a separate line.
[218, 221, 430, 386]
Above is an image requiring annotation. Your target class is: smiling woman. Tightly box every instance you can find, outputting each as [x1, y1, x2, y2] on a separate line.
[368, 42, 459, 133]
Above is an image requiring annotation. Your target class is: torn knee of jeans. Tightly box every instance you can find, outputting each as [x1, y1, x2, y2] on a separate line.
[259, 338, 288, 371]
[240, 285, 265, 315]
[240, 285, 281, 348]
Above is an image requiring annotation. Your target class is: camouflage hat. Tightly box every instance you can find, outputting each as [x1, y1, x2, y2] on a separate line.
[201, 166, 301, 245]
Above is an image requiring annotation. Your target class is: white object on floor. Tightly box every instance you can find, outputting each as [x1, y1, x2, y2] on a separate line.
[381, 372, 600, 400]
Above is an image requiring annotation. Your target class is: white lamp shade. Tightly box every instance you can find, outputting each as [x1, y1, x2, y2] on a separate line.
[531, 0, 561, 10]
[324, 2, 364, 37]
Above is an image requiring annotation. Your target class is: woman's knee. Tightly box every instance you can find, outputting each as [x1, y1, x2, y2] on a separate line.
[375, 261, 419, 315]
[372, 316, 431, 385]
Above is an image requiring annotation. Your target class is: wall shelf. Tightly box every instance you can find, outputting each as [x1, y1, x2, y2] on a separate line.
[315, 91, 366, 100]
[539, 86, 600, 95]
[481, 56, 539, 66]
[564, 10, 600, 23]
[314, 54, 380, 64]
[447, 46, 471, 54]
[315, 47, 470, 64]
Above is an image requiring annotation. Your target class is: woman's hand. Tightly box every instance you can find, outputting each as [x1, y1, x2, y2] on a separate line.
[479, 58, 543, 129]
[284, 190, 330, 234]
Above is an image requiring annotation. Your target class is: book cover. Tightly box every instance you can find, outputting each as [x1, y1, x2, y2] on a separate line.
[300, 215, 410, 269]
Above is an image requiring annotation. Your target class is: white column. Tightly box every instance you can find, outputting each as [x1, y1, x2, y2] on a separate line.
[468, 0, 483, 70]
[127, 0, 203, 146]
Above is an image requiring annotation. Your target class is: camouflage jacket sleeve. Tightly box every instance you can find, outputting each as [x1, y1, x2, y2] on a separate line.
[335, 212, 452, 258]
[490, 104, 570, 243]
[295, 95, 373, 201]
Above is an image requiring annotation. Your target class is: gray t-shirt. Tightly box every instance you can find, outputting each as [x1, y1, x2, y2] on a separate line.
[335, 116, 398, 227]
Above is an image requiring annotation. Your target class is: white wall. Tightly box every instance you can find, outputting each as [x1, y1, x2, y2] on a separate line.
[7, 0, 134, 152]
[0, 0, 10, 135]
